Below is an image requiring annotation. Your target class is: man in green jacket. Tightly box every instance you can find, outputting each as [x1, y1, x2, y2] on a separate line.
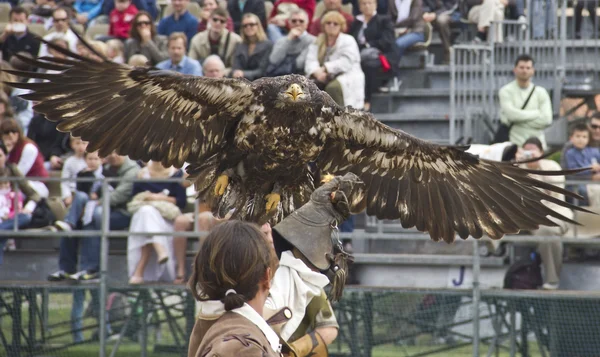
[499, 54, 552, 148]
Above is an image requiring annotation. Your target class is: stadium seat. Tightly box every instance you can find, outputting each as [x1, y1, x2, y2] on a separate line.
[85, 23, 109, 40]
[313, 2, 353, 20]
[27, 23, 47, 37]
[71, 23, 85, 36]
[0, 3, 10, 23]
[572, 206, 600, 239]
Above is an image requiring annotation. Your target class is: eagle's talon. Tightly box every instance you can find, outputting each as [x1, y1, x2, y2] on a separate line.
[214, 174, 229, 196]
[265, 193, 281, 212]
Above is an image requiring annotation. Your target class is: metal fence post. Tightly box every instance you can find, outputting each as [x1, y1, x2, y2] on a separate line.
[472, 239, 481, 357]
[98, 179, 110, 357]
[450, 46, 456, 145]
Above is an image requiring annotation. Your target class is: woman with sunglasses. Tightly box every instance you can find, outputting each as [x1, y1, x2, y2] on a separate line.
[197, 0, 234, 32]
[305, 11, 365, 108]
[231, 13, 273, 80]
[124, 11, 168, 65]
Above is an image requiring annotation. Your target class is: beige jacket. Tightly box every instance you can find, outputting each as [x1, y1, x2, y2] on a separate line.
[188, 30, 242, 72]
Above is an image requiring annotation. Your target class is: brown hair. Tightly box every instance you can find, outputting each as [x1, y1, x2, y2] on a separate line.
[210, 7, 229, 21]
[0, 118, 28, 147]
[188, 220, 278, 311]
[129, 11, 157, 42]
[316, 11, 347, 64]
[167, 32, 188, 48]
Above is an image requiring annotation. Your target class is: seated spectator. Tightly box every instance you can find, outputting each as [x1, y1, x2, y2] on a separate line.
[227, 0, 267, 34]
[108, 0, 138, 40]
[104, 0, 158, 20]
[157, 32, 204, 75]
[27, 113, 71, 170]
[562, 114, 600, 168]
[231, 14, 273, 80]
[128, 53, 149, 65]
[519, 137, 572, 290]
[498, 54, 552, 148]
[29, 0, 59, 27]
[0, 119, 49, 198]
[390, 0, 426, 65]
[305, 11, 364, 108]
[106, 38, 125, 63]
[124, 11, 168, 65]
[188, 8, 241, 72]
[197, 0, 234, 32]
[267, 8, 315, 76]
[0, 7, 42, 62]
[74, 0, 106, 26]
[0, 93, 14, 122]
[2, 60, 34, 133]
[38, 8, 79, 57]
[564, 123, 600, 206]
[266, 0, 316, 42]
[202, 54, 226, 77]
[349, 0, 395, 111]
[127, 161, 186, 284]
[460, 0, 505, 42]
[422, 0, 456, 64]
[48, 152, 139, 281]
[60, 136, 88, 206]
[157, 0, 199, 44]
[0, 143, 42, 262]
[575, 0, 596, 39]
[308, 0, 353, 35]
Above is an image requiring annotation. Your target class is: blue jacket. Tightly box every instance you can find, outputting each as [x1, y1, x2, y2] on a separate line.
[74, 0, 105, 20]
[157, 11, 199, 45]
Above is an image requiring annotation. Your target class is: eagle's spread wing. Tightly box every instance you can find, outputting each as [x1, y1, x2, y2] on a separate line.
[318, 107, 587, 242]
[4, 46, 254, 168]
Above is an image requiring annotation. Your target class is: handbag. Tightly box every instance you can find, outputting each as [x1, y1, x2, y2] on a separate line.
[492, 85, 536, 144]
[28, 198, 56, 228]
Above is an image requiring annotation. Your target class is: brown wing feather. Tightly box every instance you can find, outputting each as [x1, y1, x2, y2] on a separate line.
[4, 48, 254, 168]
[317, 108, 591, 243]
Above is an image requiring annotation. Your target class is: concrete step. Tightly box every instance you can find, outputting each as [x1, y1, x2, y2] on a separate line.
[374, 112, 450, 143]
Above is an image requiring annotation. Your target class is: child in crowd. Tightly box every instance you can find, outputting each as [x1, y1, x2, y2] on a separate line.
[128, 54, 148, 66]
[109, 0, 138, 40]
[564, 123, 600, 206]
[0, 167, 24, 252]
[106, 39, 125, 63]
[60, 136, 88, 207]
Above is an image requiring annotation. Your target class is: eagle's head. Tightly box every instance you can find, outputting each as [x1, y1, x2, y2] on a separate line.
[258, 75, 316, 108]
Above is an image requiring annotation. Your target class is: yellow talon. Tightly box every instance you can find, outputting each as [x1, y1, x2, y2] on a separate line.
[321, 173, 335, 184]
[214, 174, 229, 196]
[265, 193, 281, 211]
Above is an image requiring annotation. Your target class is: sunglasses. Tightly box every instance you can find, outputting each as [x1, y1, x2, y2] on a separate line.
[325, 21, 340, 27]
[212, 17, 226, 24]
[136, 21, 151, 26]
[290, 19, 305, 24]
[242, 22, 258, 29]
[591, 124, 600, 130]
[53, 17, 68, 22]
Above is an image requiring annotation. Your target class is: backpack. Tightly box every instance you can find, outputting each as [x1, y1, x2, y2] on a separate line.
[503, 252, 543, 290]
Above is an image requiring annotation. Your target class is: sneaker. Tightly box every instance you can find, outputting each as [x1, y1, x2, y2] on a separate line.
[542, 282, 559, 290]
[47, 270, 72, 282]
[72, 270, 99, 281]
[54, 220, 73, 232]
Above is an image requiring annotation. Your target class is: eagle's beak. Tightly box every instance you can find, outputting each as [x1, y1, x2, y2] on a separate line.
[285, 83, 304, 101]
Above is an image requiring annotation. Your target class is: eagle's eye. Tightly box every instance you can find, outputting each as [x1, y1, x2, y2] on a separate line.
[284, 83, 305, 101]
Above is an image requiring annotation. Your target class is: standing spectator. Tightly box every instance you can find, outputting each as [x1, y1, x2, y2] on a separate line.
[421, 0, 456, 64]
[389, 0, 426, 64]
[0, 143, 42, 263]
[227, 0, 267, 34]
[231, 14, 273, 80]
[127, 161, 186, 284]
[108, 0, 138, 40]
[202, 54, 226, 77]
[519, 136, 572, 290]
[197, 0, 234, 32]
[27, 113, 71, 170]
[74, 0, 105, 26]
[267, 8, 315, 76]
[531, 0, 554, 39]
[498, 54, 552, 148]
[563, 123, 600, 206]
[461, 0, 505, 42]
[188, 8, 241, 72]
[575, 0, 597, 39]
[38, 8, 79, 57]
[60, 136, 88, 206]
[2, 60, 34, 133]
[124, 11, 168, 65]
[266, 0, 316, 41]
[157, 0, 199, 44]
[0, 7, 42, 62]
[305, 11, 365, 108]
[0, 119, 49, 198]
[104, 0, 158, 20]
[308, 0, 353, 35]
[157, 32, 204, 75]
[349, 0, 395, 111]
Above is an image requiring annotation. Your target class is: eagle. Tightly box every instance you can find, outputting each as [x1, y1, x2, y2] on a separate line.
[2, 37, 589, 243]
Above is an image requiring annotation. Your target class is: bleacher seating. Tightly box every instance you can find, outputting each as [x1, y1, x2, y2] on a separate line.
[0, 3, 11, 23]
[85, 23, 109, 40]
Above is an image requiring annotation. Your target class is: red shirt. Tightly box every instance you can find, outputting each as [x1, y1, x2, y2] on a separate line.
[308, 10, 354, 36]
[8, 140, 49, 179]
[109, 4, 138, 39]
